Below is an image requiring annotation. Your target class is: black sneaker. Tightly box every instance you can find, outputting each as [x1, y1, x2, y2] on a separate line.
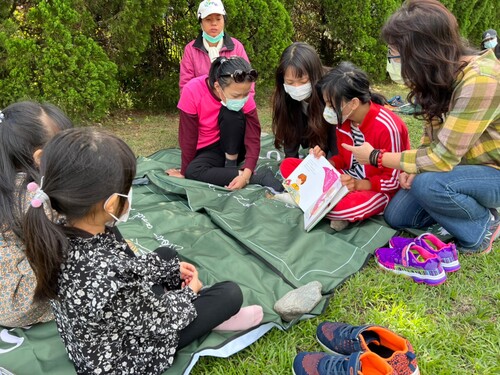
[457, 211, 500, 254]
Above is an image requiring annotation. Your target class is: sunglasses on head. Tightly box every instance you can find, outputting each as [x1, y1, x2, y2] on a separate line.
[220, 69, 258, 83]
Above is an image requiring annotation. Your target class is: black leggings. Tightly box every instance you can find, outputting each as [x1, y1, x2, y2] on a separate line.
[154, 247, 243, 350]
[185, 106, 246, 186]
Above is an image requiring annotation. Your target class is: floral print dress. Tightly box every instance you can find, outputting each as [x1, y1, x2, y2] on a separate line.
[51, 228, 198, 374]
[0, 173, 53, 327]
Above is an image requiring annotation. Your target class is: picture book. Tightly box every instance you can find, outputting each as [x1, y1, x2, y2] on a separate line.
[283, 154, 348, 232]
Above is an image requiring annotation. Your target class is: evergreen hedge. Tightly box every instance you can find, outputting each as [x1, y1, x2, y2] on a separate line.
[0, 0, 497, 118]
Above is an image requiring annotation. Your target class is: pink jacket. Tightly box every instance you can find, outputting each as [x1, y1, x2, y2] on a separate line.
[179, 33, 251, 93]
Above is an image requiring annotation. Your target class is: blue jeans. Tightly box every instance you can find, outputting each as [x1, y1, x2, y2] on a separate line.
[384, 165, 500, 249]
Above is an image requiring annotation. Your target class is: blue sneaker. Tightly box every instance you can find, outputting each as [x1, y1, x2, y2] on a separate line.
[292, 351, 392, 375]
[316, 322, 419, 375]
[457, 211, 500, 254]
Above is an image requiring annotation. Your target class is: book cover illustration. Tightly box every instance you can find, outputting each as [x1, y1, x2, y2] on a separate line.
[283, 155, 348, 231]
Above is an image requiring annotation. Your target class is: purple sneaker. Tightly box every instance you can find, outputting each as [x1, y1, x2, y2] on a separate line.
[375, 243, 447, 286]
[390, 233, 460, 272]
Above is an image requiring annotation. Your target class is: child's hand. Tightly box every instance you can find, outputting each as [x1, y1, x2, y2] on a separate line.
[180, 262, 196, 285]
[341, 174, 372, 191]
[166, 168, 184, 178]
[226, 175, 247, 190]
[309, 145, 326, 159]
[187, 271, 203, 294]
[340, 174, 357, 191]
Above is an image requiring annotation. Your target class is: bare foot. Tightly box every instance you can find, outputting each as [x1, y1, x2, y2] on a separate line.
[165, 168, 184, 178]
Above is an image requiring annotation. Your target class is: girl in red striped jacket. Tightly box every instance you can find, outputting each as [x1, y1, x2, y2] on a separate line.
[280, 62, 411, 231]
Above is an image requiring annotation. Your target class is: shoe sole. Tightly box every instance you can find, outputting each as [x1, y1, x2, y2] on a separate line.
[316, 334, 342, 355]
[441, 259, 461, 272]
[377, 262, 447, 286]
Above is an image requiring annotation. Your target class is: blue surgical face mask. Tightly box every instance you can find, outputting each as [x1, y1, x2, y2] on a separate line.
[203, 31, 224, 44]
[484, 38, 497, 49]
[221, 96, 249, 112]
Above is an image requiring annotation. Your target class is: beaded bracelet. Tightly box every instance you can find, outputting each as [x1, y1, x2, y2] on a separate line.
[369, 149, 380, 167]
[377, 149, 386, 169]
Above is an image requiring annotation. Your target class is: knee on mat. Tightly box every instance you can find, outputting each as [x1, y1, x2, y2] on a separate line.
[383, 200, 409, 229]
[185, 163, 207, 181]
[411, 173, 445, 196]
[219, 281, 243, 314]
[153, 246, 178, 261]
[383, 210, 406, 229]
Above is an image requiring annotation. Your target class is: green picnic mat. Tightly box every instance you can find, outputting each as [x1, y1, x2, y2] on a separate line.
[0, 135, 396, 374]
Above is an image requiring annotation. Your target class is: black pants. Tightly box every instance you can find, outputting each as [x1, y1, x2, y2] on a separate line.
[153, 247, 243, 350]
[185, 106, 246, 186]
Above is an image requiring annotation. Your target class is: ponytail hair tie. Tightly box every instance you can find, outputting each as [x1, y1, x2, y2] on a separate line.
[27, 177, 50, 208]
[0, 110, 4, 123]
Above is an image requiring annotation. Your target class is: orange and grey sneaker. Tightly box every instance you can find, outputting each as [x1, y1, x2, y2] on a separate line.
[292, 351, 393, 375]
[316, 322, 419, 375]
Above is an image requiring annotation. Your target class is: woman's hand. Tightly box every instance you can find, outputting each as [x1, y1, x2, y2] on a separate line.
[166, 168, 184, 178]
[341, 142, 374, 165]
[226, 174, 248, 190]
[310, 145, 326, 159]
[399, 172, 416, 189]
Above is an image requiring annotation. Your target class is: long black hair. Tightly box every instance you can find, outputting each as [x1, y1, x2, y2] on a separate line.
[381, 0, 477, 122]
[271, 42, 329, 151]
[0, 101, 72, 240]
[320, 61, 386, 122]
[208, 56, 257, 90]
[23, 128, 137, 300]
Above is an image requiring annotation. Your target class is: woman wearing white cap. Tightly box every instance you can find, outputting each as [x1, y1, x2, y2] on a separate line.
[179, 0, 251, 93]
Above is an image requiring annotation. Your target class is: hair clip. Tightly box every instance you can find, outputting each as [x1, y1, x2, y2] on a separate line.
[27, 177, 50, 208]
[0, 110, 4, 123]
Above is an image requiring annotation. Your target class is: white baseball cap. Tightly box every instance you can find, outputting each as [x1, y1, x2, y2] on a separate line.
[197, 0, 226, 20]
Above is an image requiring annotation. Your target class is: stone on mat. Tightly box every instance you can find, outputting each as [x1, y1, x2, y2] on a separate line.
[274, 281, 323, 322]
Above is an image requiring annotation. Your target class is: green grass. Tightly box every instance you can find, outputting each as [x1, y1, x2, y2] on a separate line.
[99, 84, 500, 375]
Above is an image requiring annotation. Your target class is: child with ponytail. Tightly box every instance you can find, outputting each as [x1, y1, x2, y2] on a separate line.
[24, 128, 262, 374]
[0, 100, 72, 327]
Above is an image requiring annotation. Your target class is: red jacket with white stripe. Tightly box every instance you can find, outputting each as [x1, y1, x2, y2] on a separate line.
[330, 102, 410, 196]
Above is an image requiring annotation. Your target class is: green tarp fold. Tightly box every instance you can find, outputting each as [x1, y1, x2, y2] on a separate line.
[0, 137, 395, 374]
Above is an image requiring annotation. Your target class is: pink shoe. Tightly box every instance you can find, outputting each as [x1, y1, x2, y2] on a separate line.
[376, 243, 447, 286]
[390, 233, 460, 272]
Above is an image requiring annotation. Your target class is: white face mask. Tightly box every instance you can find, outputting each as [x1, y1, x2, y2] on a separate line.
[386, 59, 405, 85]
[283, 82, 312, 101]
[323, 102, 353, 125]
[104, 188, 133, 225]
[323, 106, 337, 124]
